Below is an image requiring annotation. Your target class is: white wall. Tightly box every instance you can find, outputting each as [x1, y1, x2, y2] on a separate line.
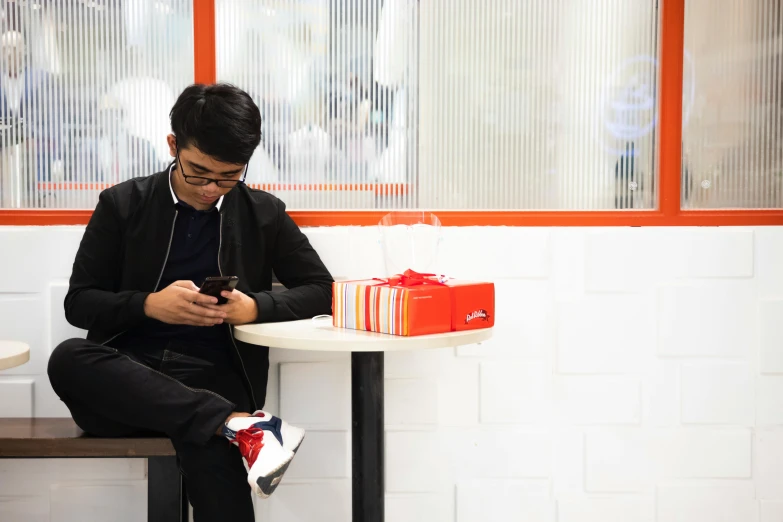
[0, 225, 782, 522]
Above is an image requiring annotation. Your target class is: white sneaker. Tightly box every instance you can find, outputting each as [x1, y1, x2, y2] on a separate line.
[223, 411, 306, 498]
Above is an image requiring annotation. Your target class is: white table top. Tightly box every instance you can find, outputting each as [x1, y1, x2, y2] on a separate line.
[235, 318, 493, 352]
[0, 341, 30, 370]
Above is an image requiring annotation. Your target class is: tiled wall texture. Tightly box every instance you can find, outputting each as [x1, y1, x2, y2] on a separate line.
[0, 225, 781, 522]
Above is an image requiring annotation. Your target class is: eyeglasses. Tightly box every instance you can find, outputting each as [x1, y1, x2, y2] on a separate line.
[176, 149, 247, 188]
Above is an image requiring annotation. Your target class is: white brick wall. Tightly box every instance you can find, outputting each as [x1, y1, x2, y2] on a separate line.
[0, 225, 781, 521]
[657, 484, 758, 522]
[680, 363, 754, 425]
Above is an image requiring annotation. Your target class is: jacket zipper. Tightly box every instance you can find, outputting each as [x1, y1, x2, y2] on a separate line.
[218, 213, 259, 411]
[153, 210, 178, 292]
[101, 210, 179, 347]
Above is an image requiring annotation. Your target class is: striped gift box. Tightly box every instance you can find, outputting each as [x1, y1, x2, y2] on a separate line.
[332, 275, 494, 337]
[332, 281, 411, 335]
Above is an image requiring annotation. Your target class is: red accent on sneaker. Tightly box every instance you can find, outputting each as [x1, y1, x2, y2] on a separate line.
[235, 427, 265, 467]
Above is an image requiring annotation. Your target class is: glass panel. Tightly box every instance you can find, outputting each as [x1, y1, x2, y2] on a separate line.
[0, 0, 193, 209]
[682, 0, 783, 209]
[421, 0, 660, 210]
[216, 0, 418, 209]
[216, 0, 660, 210]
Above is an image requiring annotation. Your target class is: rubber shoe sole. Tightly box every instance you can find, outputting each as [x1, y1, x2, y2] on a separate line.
[247, 429, 305, 499]
[254, 455, 294, 498]
[247, 440, 294, 498]
[254, 431, 306, 498]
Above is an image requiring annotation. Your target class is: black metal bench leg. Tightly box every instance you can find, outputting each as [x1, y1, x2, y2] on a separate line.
[148, 456, 187, 522]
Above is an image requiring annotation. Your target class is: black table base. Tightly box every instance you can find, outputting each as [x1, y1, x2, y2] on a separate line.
[351, 351, 385, 522]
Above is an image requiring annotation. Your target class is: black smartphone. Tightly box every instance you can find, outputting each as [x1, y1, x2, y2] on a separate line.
[199, 276, 239, 305]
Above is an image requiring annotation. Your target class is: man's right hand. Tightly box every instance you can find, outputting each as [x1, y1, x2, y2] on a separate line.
[143, 280, 227, 326]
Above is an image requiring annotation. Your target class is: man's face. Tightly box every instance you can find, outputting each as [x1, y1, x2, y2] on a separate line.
[167, 135, 246, 210]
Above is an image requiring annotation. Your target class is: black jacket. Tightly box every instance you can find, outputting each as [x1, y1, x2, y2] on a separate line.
[64, 169, 334, 410]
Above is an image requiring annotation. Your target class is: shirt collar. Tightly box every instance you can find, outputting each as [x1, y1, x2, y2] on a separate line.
[168, 163, 224, 211]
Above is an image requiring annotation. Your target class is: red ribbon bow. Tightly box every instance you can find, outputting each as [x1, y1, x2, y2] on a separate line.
[374, 269, 447, 287]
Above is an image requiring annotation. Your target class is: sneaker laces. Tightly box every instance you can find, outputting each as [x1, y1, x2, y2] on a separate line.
[235, 427, 265, 467]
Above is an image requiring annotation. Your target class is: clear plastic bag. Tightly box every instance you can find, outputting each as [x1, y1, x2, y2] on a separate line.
[377, 211, 442, 277]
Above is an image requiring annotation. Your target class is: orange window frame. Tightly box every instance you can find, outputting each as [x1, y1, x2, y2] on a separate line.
[1, 0, 782, 228]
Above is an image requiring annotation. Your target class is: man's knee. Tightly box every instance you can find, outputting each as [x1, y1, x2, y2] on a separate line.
[47, 338, 89, 390]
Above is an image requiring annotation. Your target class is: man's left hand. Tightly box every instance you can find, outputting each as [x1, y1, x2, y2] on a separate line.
[200, 289, 258, 325]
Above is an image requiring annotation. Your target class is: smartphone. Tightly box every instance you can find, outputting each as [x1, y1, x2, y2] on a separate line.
[199, 276, 239, 305]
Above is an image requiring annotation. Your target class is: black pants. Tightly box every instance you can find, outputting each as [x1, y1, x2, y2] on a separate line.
[48, 337, 256, 522]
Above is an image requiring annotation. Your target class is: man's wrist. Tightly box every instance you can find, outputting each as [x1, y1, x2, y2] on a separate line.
[250, 292, 275, 323]
[243, 296, 259, 324]
[143, 293, 157, 319]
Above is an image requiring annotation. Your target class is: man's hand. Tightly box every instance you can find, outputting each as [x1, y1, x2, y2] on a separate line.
[199, 288, 258, 325]
[144, 280, 227, 326]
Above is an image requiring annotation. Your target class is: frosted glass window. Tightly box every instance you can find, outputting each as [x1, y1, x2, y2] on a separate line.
[0, 0, 193, 209]
[217, 0, 661, 210]
[216, 0, 418, 209]
[420, 0, 660, 210]
[682, 0, 783, 209]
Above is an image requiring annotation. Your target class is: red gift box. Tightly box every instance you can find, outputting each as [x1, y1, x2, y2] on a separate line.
[332, 269, 495, 336]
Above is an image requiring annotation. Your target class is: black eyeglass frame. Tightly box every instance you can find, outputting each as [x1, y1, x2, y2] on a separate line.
[175, 148, 248, 188]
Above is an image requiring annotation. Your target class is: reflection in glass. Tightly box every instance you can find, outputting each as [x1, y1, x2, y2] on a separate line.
[420, 0, 660, 210]
[682, 0, 783, 208]
[0, 0, 193, 209]
[217, 0, 661, 210]
[216, 0, 418, 209]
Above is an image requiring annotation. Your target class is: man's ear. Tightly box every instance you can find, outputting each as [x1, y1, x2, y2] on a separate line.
[166, 134, 177, 158]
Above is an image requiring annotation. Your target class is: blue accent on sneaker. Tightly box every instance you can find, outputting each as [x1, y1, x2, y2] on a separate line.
[251, 416, 284, 446]
[221, 424, 237, 440]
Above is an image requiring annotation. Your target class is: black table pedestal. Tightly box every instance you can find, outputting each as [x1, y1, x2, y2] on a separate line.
[351, 351, 384, 522]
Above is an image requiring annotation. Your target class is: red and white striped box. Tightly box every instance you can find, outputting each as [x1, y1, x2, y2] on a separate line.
[332, 270, 494, 336]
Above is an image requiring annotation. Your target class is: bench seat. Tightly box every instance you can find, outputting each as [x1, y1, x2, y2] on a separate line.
[0, 419, 176, 458]
[0, 417, 176, 457]
[0, 417, 186, 522]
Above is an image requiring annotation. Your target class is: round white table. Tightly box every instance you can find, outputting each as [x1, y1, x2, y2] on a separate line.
[0, 341, 30, 371]
[235, 318, 492, 522]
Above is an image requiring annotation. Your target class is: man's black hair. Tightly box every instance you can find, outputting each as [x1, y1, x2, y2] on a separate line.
[169, 83, 262, 165]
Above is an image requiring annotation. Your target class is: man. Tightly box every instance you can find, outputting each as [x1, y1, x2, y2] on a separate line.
[47, 83, 334, 521]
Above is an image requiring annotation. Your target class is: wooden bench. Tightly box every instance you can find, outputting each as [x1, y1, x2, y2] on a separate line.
[0, 418, 186, 522]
